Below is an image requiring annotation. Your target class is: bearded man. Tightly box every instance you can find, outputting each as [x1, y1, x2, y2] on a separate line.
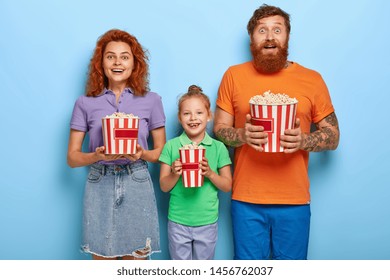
[213, 4, 340, 260]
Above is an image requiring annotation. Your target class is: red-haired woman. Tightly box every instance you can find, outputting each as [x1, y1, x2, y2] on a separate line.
[67, 29, 166, 260]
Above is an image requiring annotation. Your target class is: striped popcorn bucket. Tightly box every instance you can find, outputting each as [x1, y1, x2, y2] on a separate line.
[179, 148, 206, 188]
[102, 117, 139, 154]
[250, 102, 298, 152]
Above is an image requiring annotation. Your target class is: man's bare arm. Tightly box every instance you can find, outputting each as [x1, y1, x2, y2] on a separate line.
[215, 128, 245, 147]
[213, 107, 244, 147]
[214, 107, 269, 151]
[301, 112, 340, 152]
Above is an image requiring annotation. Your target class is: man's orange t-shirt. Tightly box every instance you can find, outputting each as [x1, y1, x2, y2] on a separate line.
[216, 61, 335, 204]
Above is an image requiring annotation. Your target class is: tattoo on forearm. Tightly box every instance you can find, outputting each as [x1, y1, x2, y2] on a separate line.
[303, 127, 336, 152]
[303, 113, 339, 152]
[323, 112, 338, 126]
[216, 128, 243, 147]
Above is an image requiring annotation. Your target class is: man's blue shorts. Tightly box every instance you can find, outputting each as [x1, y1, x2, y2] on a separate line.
[231, 200, 311, 260]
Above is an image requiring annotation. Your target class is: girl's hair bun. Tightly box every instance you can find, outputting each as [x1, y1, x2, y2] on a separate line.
[188, 85, 203, 93]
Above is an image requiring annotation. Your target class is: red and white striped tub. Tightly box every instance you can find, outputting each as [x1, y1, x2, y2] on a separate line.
[102, 117, 139, 154]
[179, 148, 206, 187]
[250, 102, 298, 152]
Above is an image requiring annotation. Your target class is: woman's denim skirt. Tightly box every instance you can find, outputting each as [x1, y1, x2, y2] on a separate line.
[81, 160, 160, 258]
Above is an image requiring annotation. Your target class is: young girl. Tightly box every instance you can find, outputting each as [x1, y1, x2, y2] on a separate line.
[159, 85, 232, 260]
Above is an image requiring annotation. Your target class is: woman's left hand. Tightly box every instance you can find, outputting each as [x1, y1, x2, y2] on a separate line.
[123, 144, 144, 161]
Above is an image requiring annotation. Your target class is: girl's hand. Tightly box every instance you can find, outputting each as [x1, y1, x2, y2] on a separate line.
[171, 159, 182, 175]
[200, 157, 214, 178]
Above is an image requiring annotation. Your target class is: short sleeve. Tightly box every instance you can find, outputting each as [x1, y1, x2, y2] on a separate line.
[70, 96, 88, 132]
[217, 142, 232, 169]
[312, 74, 335, 123]
[216, 69, 235, 115]
[149, 93, 166, 131]
[159, 141, 173, 166]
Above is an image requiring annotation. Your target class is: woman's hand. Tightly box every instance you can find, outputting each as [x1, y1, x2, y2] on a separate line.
[122, 144, 144, 161]
[95, 146, 123, 161]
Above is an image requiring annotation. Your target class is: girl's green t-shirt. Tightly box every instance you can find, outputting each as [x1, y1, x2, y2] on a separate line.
[159, 132, 232, 226]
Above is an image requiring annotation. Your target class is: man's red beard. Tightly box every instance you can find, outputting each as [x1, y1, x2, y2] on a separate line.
[250, 39, 289, 74]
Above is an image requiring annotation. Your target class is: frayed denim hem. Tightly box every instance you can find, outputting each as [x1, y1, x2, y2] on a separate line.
[81, 238, 161, 259]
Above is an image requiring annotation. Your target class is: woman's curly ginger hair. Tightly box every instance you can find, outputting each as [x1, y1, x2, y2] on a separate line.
[86, 29, 149, 97]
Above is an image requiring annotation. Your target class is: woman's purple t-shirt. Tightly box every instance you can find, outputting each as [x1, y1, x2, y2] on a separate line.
[70, 88, 165, 165]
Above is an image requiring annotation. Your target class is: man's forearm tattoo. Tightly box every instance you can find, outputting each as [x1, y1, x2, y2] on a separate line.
[215, 128, 243, 147]
[303, 127, 336, 152]
[323, 112, 338, 126]
[302, 113, 339, 152]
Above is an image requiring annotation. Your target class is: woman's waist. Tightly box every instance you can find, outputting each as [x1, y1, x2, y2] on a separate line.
[90, 160, 147, 175]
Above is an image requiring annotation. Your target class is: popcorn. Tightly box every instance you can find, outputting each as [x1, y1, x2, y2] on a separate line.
[105, 112, 138, 118]
[250, 90, 297, 105]
[180, 143, 205, 150]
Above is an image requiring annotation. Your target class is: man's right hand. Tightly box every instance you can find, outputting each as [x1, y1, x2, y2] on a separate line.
[242, 114, 268, 152]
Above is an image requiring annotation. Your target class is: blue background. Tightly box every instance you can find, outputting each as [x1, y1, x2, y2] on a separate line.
[1, 0, 389, 260]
